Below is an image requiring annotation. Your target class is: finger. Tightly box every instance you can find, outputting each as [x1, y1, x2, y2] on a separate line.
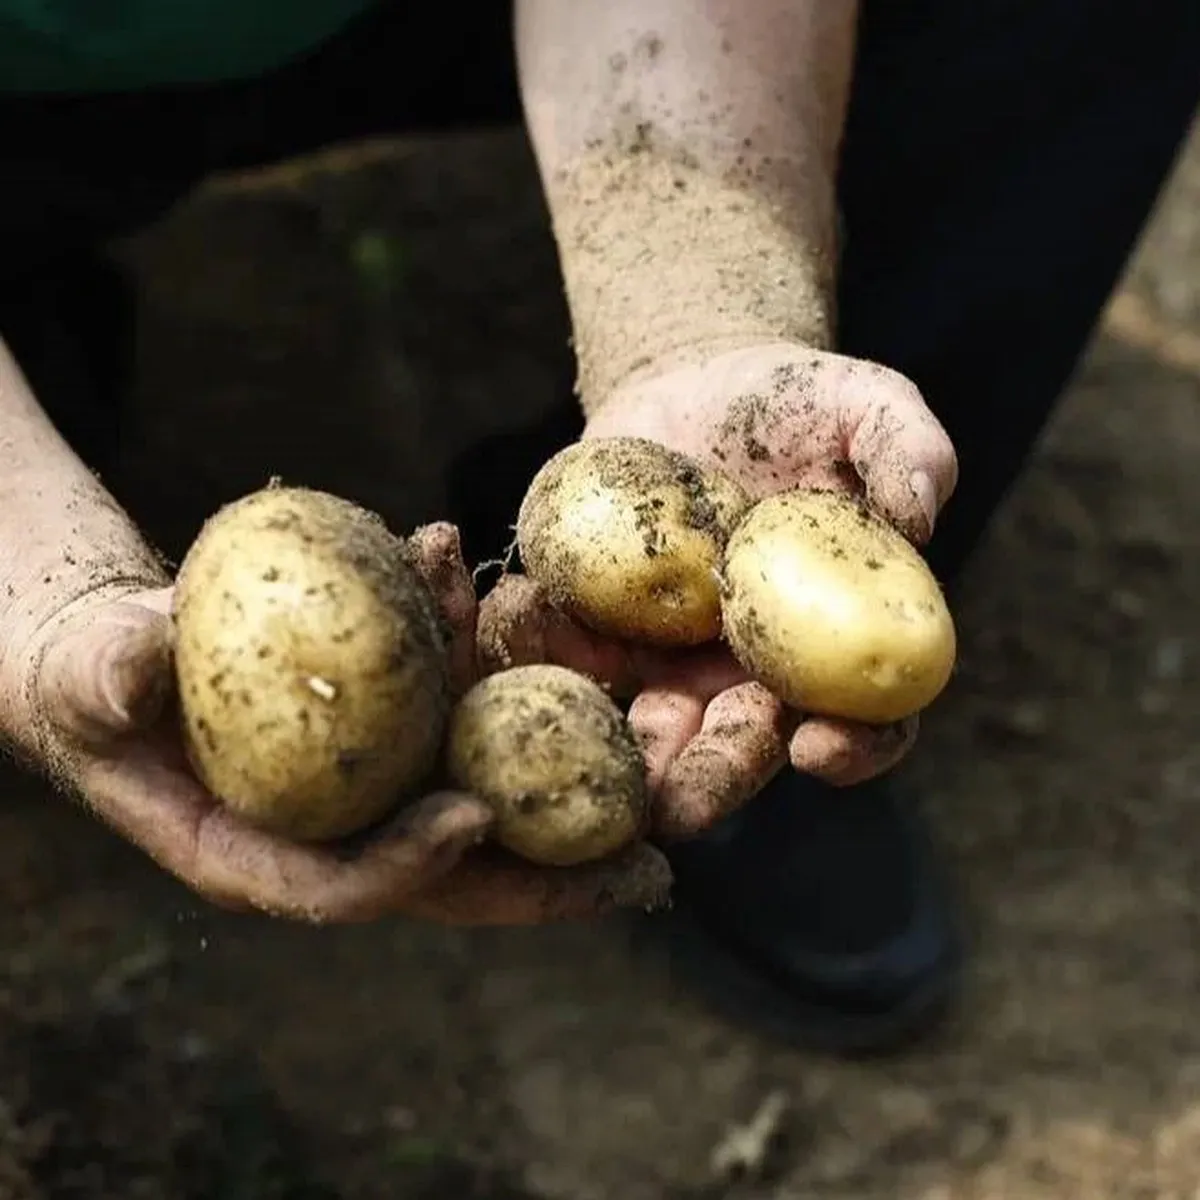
[408, 522, 478, 695]
[476, 574, 639, 695]
[38, 600, 173, 746]
[840, 359, 959, 544]
[655, 682, 791, 839]
[196, 791, 495, 922]
[134, 586, 175, 617]
[789, 714, 918, 786]
[626, 648, 753, 790]
[80, 742, 494, 922]
[406, 840, 673, 926]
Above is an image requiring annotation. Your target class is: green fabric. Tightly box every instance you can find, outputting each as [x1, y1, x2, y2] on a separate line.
[0, 0, 380, 93]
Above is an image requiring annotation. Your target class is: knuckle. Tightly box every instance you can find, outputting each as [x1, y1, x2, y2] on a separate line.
[883, 368, 928, 412]
[411, 519, 460, 550]
[931, 436, 961, 497]
[873, 715, 919, 755]
[477, 574, 535, 624]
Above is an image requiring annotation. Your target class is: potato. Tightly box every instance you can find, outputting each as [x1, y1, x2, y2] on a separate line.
[516, 437, 750, 647]
[172, 484, 451, 841]
[721, 489, 956, 725]
[446, 664, 648, 867]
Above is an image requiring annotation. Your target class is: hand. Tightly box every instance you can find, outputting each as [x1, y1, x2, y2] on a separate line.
[478, 342, 958, 838]
[2, 523, 670, 925]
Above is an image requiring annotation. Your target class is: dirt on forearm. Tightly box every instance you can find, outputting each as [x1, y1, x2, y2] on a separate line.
[544, 125, 838, 413]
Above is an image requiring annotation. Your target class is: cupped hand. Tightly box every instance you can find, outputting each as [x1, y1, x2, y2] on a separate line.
[478, 342, 958, 839]
[4, 523, 669, 925]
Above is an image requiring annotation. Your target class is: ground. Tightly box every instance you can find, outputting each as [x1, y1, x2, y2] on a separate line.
[1, 119, 1200, 1199]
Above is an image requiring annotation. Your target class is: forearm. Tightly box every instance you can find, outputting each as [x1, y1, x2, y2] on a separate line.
[0, 339, 164, 648]
[517, 0, 858, 413]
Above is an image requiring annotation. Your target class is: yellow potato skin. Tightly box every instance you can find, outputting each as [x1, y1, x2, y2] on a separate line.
[446, 664, 648, 867]
[172, 485, 450, 842]
[516, 437, 750, 647]
[721, 490, 957, 725]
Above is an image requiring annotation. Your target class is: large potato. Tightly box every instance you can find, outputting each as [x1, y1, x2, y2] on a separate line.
[446, 664, 648, 867]
[172, 484, 451, 841]
[516, 437, 750, 647]
[721, 489, 956, 725]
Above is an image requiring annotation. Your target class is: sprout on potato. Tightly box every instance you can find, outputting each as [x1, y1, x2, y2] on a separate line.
[172, 484, 450, 842]
[446, 664, 648, 867]
[721, 489, 957, 725]
[516, 437, 750, 647]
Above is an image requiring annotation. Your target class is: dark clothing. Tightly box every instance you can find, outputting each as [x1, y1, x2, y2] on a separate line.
[0, 0, 378, 93]
[4, 0, 1199, 585]
[2, 3, 519, 271]
[839, 4, 1200, 581]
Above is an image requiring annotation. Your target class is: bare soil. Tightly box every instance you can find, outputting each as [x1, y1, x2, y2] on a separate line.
[2, 119, 1200, 1198]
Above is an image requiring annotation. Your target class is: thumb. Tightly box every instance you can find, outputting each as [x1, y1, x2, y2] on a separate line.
[38, 595, 174, 747]
[840, 359, 959, 544]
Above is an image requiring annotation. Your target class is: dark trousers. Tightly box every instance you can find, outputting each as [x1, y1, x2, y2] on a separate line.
[4, 1, 1198, 583]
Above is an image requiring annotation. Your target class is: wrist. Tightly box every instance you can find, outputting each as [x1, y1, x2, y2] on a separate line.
[0, 559, 165, 753]
[548, 138, 838, 414]
[0, 474, 166, 747]
[0, 342, 166, 633]
[0, 472, 166, 620]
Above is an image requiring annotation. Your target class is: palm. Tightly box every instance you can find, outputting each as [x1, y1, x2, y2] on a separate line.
[24, 586, 413, 919]
[15, 532, 670, 925]
[584, 341, 956, 541]
[480, 341, 959, 837]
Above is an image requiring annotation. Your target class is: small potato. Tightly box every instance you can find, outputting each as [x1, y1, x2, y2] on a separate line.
[446, 664, 648, 867]
[721, 489, 957, 725]
[172, 484, 451, 841]
[517, 437, 750, 647]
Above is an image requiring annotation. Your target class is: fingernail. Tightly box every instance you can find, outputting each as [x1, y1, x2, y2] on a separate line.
[342, 808, 488, 865]
[99, 630, 168, 731]
[594, 845, 674, 913]
[97, 660, 133, 727]
[437, 826, 490, 863]
[910, 471, 939, 536]
[387, 801, 492, 848]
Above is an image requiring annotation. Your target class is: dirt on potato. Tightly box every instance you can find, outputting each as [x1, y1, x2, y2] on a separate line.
[173, 486, 451, 842]
[720, 488, 955, 723]
[447, 664, 649, 867]
[517, 438, 748, 646]
[521, 438, 741, 564]
[0, 116, 1199, 1199]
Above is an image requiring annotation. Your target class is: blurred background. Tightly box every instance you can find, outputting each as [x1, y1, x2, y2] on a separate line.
[1, 115, 1199, 1199]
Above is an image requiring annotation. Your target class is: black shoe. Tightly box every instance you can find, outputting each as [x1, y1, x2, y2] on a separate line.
[652, 770, 963, 1056]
